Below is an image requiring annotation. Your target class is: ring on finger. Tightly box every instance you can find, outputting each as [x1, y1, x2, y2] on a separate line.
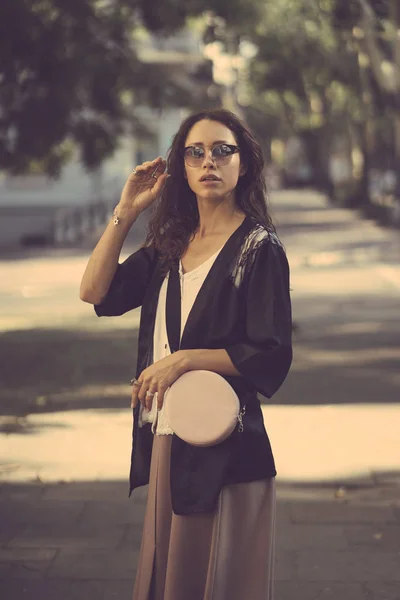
[130, 378, 142, 387]
[146, 391, 155, 397]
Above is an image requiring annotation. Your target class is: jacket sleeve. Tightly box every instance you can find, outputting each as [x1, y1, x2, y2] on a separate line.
[94, 245, 157, 317]
[225, 239, 292, 398]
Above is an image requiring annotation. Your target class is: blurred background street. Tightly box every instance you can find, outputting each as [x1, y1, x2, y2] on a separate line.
[0, 1, 400, 598]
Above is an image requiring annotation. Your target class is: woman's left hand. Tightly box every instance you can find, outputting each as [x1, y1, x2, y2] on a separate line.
[131, 350, 190, 411]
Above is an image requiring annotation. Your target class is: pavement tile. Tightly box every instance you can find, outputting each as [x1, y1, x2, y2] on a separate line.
[275, 581, 365, 600]
[350, 486, 400, 508]
[7, 523, 126, 550]
[0, 579, 72, 600]
[0, 562, 13, 579]
[130, 486, 148, 504]
[276, 524, 348, 550]
[47, 548, 138, 580]
[289, 501, 396, 524]
[344, 524, 400, 550]
[4, 561, 52, 580]
[0, 499, 85, 526]
[0, 522, 26, 545]
[362, 581, 400, 600]
[372, 471, 400, 487]
[0, 548, 57, 581]
[80, 500, 145, 527]
[275, 501, 293, 526]
[274, 550, 297, 581]
[0, 536, 15, 549]
[0, 548, 56, 562]
[41, 481, 129, 501]
[297, 549, 400, 582]
[0, 483, 46, 502]
[118, 523, 144, 550]
[68, 580, 134, 600]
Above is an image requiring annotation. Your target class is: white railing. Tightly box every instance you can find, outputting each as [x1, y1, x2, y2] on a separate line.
[51, 177, 122, 246]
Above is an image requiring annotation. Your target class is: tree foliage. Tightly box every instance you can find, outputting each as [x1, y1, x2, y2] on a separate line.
[0, 0, 133, 174]
[1, 0, 398, 187]
[239, 0, 399, 198]
[0, 0, 267, 176]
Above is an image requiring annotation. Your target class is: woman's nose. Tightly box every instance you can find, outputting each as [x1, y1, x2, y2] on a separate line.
[202, 150, 216, 167]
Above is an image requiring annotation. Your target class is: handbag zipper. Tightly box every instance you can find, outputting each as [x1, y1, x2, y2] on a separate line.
[237, 405, 246, 433]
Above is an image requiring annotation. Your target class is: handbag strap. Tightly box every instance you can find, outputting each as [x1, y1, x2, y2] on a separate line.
[166, 261, 181, 353]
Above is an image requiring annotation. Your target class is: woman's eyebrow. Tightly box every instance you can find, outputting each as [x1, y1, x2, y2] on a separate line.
[186, 140, 232, 146]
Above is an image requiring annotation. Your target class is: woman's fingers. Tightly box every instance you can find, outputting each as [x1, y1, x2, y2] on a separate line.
[135, 161, 154, 173]
[128, 161, 167, 191]
[156, 384, 168, 411]
[150, 172, 169, 197]
[142, 387, 157, 411]
[131, 385, 145, 410]
[150, 160, 167, 181]
[131, 388, 138, 409]
[130, 378, 142, 409]
[131, 383, 169, 411]
[136, 379, 157, 412]
[134, 157, 165, 176]
[145, 390, 157, 412]
[132, 358, 179, 413]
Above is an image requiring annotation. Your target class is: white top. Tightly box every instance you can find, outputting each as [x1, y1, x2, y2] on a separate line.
[138, 247, 223, 435]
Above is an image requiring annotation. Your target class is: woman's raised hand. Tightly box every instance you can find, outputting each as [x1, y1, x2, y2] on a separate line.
[119, 157, 168, 216]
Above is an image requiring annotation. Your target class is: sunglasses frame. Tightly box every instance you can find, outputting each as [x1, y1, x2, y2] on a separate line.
[184, 143, 240, 166]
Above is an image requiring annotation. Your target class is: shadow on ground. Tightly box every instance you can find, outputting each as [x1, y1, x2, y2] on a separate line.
[0, 327, 139, 417]
[0, 472, 399, 600]
[1, 287, 400, 421]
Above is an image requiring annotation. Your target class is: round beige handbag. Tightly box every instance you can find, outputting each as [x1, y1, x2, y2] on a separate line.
[164, 370, 244, 447]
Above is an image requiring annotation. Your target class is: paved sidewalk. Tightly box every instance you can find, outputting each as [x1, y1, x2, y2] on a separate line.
[1, 190, 400, 599]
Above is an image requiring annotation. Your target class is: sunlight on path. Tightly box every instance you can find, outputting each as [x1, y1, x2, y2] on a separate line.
[1, 403, 399, 484]
[263, 403, 400, 481]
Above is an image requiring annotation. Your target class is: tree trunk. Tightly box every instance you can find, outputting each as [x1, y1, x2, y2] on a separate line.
[391, 0, 400, 167]
[359, 0, 400, 163]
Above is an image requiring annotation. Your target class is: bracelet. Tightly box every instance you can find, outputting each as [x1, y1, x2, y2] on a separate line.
[112, 205, 120, 226]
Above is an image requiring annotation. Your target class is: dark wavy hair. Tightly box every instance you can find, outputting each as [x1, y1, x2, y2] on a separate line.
[144, 108, 275, 271]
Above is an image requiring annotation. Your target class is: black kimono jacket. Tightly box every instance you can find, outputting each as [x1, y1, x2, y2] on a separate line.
[94, 215, 292, 515]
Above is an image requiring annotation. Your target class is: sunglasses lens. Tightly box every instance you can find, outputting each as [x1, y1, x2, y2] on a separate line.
[212, 145, 234, 165]
[184, 147, 204, 166]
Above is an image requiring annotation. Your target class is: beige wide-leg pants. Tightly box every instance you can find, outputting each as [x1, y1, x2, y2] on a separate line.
[132, 435, 276, 600]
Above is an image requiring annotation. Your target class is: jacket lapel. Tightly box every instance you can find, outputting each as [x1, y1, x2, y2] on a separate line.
[180, 216, 253, 349]
[136, 259, 164, 374]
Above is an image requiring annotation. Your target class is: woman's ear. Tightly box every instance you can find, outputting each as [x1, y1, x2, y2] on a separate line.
[239, 163, 247, 177]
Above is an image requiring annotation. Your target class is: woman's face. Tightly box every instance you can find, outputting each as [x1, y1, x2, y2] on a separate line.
[183, 119, 245, 201]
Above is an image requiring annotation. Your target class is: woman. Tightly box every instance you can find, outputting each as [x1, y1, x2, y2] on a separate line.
[80, 109, 292, 600]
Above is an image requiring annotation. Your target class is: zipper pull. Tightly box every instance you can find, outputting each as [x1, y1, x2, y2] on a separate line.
[237, 405, 246, 433]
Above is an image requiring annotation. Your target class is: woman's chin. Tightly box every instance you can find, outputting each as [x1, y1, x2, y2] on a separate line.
[194, 187, 233, 201]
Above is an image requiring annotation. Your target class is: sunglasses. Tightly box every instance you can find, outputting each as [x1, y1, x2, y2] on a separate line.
[184, 143, 240, 167]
